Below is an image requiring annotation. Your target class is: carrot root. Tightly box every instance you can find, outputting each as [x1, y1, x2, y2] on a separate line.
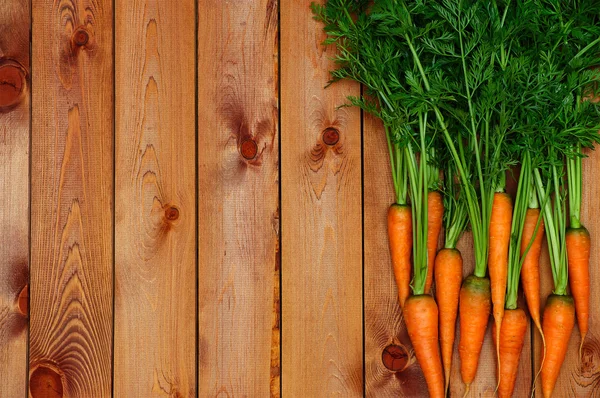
[492, 308, 528, 398]
[459, 275, 491, 387]
[435, 248, 463, 395]
[566, 227, 590, 351]
[404, 295, 445, 398]
[425, 191, 444, 293]
[388, 204, 412, 308]
[541, 294, 575, 398]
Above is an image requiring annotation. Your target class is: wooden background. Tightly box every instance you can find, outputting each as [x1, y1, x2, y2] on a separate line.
[0, 1, 598, 397]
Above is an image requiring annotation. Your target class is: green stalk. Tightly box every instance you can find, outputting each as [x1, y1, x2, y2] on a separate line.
[567, 144, 582, 228]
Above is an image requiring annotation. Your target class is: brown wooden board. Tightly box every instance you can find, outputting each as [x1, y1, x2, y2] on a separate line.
[0, 1, 30, 396]
[29, 1, 113, 396]
[197, 0, 280, 396]
[534, 148, 600, 397]
[281, 0, 363, 395]
[114, 0, 196, 396]
[363, 115, 429, 397]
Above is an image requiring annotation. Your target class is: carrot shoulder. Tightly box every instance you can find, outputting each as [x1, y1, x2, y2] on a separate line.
[541, 294, 575, 398]
[435, 248, 462, 394]
[388, 204, 412, 308]
[425, 191, 444, 292]
[404, 295, 444, 398]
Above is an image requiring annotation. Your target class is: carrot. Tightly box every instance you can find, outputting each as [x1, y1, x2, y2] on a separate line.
[492, 308, 528, 398]
[388, 204, 412, 308]
[488, 192, 513, 378]
[520, 208, 545, 334]
[459, 274, 491, 387]
[404, 294, 444, 398]
[435, 248, 463, 394]
[425, 191, 444, 292]
[541, 294, 576, 398]
[566, 226, 590, 345]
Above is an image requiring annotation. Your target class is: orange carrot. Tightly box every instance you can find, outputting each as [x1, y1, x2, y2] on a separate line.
[541, 294, 576, 398]
[425, 191, 444, 292]
[459, 275, 491, 387]
[520, 208, 545, 333]
[435, 248, 463, 394]
[388, 204, 412, 308]
[492, 308, 528, 398]
[404, 295, 444, 398]
[488, 192, 513, 370]
[566, 227, 590, 344]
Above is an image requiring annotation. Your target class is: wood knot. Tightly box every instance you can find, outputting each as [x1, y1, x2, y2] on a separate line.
[240, 138, 258, 160]
[17, 284, 28, 316]
[382, 344, 409, 372]
[322, 128, 340, 146]
[0, 60, 26, 110]
[73, 27, 89, 47]
[30, 365, 64, 398]
[165, 206, 180, 221]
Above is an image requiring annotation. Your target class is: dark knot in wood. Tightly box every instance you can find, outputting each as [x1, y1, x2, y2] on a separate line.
[322, 128, 340, 146]
[382, 344, 409, 372]
[30, 365, 64, 398]
[18, 284, 28, 317]
[240, 138, 258, 160]
[0, 61, 25, 109]
[73, 27, 89, 47]
[165, 206, 180, 221]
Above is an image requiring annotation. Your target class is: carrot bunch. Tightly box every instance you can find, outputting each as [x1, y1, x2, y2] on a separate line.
[312, 0, 600, 396]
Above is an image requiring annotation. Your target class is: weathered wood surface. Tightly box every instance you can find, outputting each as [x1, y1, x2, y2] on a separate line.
[197, 0, 280, 396]
[114, 0, 196, 396]
[29, 0, 114, 396]
[281, 0, 363, 396]
[0, 1, 29, 396]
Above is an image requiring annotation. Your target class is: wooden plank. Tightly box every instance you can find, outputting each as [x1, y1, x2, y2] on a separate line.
[281, 0, 363, 395]
[534, 148, 600, 397]
[363, 115, 429, 397]
[0, 1, 30, 396]
[29, 1, 113, 396]
[113, 1, 196, 396]
[197, 1, 279, 396]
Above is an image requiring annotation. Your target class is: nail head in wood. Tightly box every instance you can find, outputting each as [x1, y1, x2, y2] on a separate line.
[382, 344, 409, 372]
[0, 62, 25, 109]
[165, 206, 180, 221]
[322, 128, 340, 146]
[241, 138, 258, 160]
[73, 28, 89, 47]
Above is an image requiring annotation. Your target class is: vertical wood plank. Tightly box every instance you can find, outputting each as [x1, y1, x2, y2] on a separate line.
[0, 1, 30, 396]
[114, 0, 196, 396]
[197, 1, 280, 396]
[281, 0, 363, 395]
[30, 1, 113, 396]
[534, 148, 600, 396]
[363, 115, 428, 397]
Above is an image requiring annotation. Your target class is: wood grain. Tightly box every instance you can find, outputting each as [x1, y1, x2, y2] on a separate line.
[30, 1, 113, 396]
[0, 1, 30, 396]
[534, 148, 600, 397]
[114, 0, 196, 396]
[197, 0, 279, 396]
[363, 114, 428, 397]
[281, 0, 363, 395]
